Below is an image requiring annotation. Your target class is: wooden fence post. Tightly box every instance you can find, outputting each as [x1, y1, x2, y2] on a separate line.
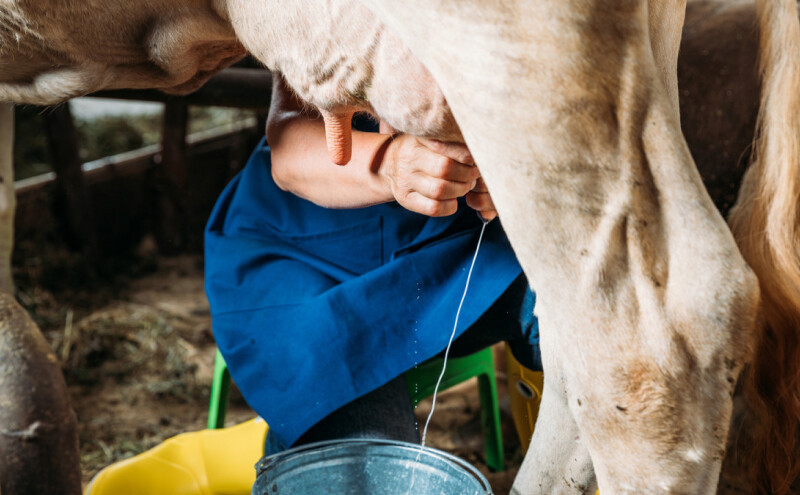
[0, 103, 14, 294]
[43, 104, 98, 259]
[154, 102, 189, 254]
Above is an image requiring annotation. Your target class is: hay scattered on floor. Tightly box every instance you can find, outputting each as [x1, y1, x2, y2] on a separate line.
[17, 254, 525, 493]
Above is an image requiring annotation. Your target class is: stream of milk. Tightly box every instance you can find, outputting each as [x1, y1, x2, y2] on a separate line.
[406, 218, 489, 494]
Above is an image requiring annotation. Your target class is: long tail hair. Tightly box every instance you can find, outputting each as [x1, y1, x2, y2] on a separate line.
[727, 0, 800, 492]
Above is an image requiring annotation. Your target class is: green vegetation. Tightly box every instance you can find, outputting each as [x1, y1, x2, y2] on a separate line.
[77, 114, 155, 162]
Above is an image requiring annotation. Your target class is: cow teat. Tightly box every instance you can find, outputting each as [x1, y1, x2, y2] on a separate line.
[320, 109, 356, 165]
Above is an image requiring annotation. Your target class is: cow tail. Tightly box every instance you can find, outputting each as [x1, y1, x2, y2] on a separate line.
[727, 0, 800, 492]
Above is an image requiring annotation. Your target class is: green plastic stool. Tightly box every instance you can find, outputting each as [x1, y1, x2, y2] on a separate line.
[207, 346, 504, 472]
[207, 348, 231, 431]
[405, 346, 504, 472]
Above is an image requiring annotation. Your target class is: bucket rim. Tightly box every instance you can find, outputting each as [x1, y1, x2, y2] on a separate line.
[255, 438, 493, 494]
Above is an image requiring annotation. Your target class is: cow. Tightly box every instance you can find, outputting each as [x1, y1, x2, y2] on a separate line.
[1, 0, 799, 493]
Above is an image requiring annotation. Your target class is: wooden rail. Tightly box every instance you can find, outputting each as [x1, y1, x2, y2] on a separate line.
[34, 67, 272, 254]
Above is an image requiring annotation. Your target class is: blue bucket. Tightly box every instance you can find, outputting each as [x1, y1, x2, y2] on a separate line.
[252, 439, 493, 494]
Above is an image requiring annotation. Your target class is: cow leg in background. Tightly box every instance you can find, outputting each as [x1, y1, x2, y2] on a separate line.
[362, 0, 759, 493]
[0, 103, 13, 294]
[0, 104, 81, 495]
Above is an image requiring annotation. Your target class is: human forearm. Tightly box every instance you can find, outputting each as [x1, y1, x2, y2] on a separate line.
[269, 114, 396, 209]
[267, 72, 486, 216]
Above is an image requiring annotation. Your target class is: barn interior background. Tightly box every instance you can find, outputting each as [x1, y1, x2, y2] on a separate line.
[10, 63, 524, 492]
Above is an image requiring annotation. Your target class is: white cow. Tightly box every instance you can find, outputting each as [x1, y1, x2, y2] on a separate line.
[1, 0, 799, 493]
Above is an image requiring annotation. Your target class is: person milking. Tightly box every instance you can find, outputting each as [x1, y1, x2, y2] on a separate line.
[204, 72, 542, 455]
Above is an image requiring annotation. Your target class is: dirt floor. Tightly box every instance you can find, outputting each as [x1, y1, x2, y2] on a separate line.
[18, 249, 526, 494]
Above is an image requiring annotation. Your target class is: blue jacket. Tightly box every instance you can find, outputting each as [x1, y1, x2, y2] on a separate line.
[204, 139, 522, 447]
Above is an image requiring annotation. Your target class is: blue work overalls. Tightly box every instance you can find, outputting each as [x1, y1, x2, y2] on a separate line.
[205, 138, 534, 449]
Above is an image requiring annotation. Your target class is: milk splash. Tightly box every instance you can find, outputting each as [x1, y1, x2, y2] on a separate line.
[406, 218, 489, 494]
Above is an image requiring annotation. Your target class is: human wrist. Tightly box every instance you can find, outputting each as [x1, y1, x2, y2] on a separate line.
[370, 133, 398, 201]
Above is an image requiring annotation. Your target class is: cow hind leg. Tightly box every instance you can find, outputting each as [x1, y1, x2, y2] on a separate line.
[362, 2, 760, 494]
[299, 0, 765, 491]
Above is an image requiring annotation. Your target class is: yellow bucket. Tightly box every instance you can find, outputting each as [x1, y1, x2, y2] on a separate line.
[84, 417, 268, 495]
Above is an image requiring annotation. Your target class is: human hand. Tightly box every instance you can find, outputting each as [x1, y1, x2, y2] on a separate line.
[466, 178, 497, 221]
[379, 135, 480, 217]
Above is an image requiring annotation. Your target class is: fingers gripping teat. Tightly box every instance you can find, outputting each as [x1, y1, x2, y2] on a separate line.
[320, 109, 355, 165]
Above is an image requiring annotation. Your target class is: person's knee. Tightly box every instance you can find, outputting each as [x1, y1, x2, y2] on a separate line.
[507, 279, 542, 371]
